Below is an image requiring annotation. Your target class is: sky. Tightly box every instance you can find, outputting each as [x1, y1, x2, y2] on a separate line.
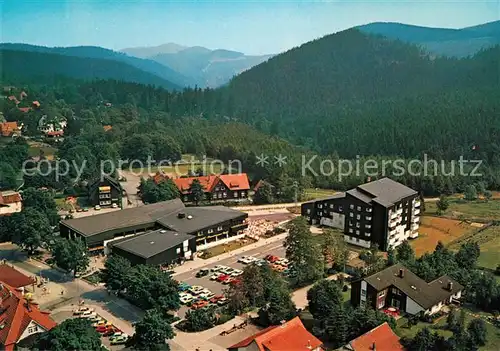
[1, 0, 499, 55]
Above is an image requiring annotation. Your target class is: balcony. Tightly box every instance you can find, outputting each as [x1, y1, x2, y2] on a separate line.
[390, 212, 398, 220]
[396, 208, 403, 215]
[413, 208, 420, 216]
[412, 216, 420, 223]
[366, 216, 372, 221]
[389, 228, 397, 236]
[411, 223, 419, 231]
[414, 200, 421, 208]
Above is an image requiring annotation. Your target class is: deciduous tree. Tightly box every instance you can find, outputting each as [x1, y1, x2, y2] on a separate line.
[11, 208, 52, 255]
[134, 309, 175, 350]
[51, 238, 89, 276]
[102, 254, 132, 292]
[32, 318, 101, 351]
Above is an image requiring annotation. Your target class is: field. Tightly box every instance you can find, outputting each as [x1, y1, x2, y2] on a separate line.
[304, 188, 339, 200]
[27, 141, 57, 160]
[425, 199, 500, 222]
[411, 216, 478, 257]
[474, 226, 500, 270]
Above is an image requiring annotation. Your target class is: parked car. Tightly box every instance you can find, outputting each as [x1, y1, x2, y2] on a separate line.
[196, 269, 210, 278]
[217, 297, 229, 306]
[255, 259, 268, 267]
[265, 255, 279, 263]
[95, 325, 113, 333]
[216, 274, 230, 283]
[238, 256, 256, 264]
[180, 294, 194, 305]
[109, 332, 127, 341]
[212, 265, 228, 272]
[276, 258, 289, 266]
[191, 300, 209, 310]
[103, 328, 121, 337]
[210, 272, 223, 280]
[231, 269, 243, 277]
[178, 282, 191, 291]
[111, 203, 118, 208]
[110, 335, 128, 345]
[200, 291, 215, 301]
[209, 295, 225, 304]
[189, 285, 205, 295]
[221, 267, 235, 275]
[72, 307, 93, 315]
[80, 311, 97, 319]
[230, 279, 241, 286]
[83, 207, 89, 212]
[94, 205, 101, 210]
[91, 319, 107, 327]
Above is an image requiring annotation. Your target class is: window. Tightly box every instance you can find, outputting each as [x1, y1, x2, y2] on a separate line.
[356, 230, 360, 235]
[379, 290, 386, 297]
[366, 224, 371, 229]
[366, 232, 371, 237]
[356, 222, 360, 228]
[361, 290, 366, 297]
[392, 288, 401, 295]
[28, 326, 38, 334]
[349, 228, 354, 233]
[350, 213, 354, 218]
[339, 205, 343, 211]
[356, 238, 360, 242]
[306, 209, 311, 214]
[217, 226, 223, 231]
[223, 192, 227, 198]
[349, 221, 353, 226]
[350, 204, 354, 209]
[318, 204, 323, 209]
[233, 192, 238, 198]
[356, 214, 361, 220]
[176, 247, 181, 254]
[367, 207, 372, 212]
[366, 216, 372, 221]
[357, 206, 361, 211]
[329, 204, 333, 209]
[207, 229, 214, 234]
[241, 191, 246, 197]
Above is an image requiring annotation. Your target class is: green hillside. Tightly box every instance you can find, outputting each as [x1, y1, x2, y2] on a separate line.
[0, 49, 181, 90]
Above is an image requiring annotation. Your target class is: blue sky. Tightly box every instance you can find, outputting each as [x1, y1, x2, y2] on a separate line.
[1, 0, 499, 55]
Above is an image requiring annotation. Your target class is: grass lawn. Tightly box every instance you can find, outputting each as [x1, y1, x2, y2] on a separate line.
[54, 197, 72, 211]
[304, 188, 339, 201]
[425, 199, 500, 222]
[27, 142, 57, 160]
[396, 309, 500, 351]
[476, 227, 500, 270]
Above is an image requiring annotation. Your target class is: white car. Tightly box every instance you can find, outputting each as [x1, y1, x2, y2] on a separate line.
[180, 294, 194, 304]
[217, 297, 228, 306]
[210, 272, 223, 280]
[199, 291, 215, 300]
[72, 307, 94, 315]
[222, 267, 235, 275]
[276, 258, 289, 266]
[111, 203, 118, 208]
[238, 256, 252, 264]
[80, 311, 97, 319]
[231, 269, 243, 277]
[212, 265, 228, 272]
[189, 285, 205, 295]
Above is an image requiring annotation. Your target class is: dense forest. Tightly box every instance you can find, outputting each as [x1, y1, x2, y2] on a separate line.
[1, 29, 500, 196]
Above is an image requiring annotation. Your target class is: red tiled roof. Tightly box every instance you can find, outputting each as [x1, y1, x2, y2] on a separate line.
[32, 101, 40, 108]
[46, 130, 64, 136]
[172, 174, 250, 194]
[18, 107, 31, 113]
[0, 122, 19, 137]
[103, 125, 112, 132]
[348, 322, 403, 351]
[219, 174, 250, 191]
[173, 175, 219, 194]
[0, 192, 22, 206]
[0, 265, 34, 288]
[152, 171, 170, 185]
[229, 317, 323, 351]
[0, 281, 56, 350]
[7, 96, 19, 105]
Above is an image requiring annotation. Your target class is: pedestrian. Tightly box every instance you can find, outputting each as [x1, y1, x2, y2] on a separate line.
[60, 290, 64, 295]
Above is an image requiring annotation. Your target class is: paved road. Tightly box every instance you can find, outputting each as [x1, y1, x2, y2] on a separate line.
[174, 240, 286, 317]
[119, 170, 143, 208]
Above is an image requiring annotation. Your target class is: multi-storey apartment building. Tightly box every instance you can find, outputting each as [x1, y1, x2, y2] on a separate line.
[301, 178, 421, 250]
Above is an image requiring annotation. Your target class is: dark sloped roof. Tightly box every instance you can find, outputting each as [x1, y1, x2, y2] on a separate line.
[157, 206, 247, 234]
[61, 199, 185, 236]
[89, 174, 122, 191]
[109, 229, 192, 258]
[346, 188, 373, 203]
[356, 177, 417, 207]
[364, 263, 463, 310]
[302, 192, 346, 205]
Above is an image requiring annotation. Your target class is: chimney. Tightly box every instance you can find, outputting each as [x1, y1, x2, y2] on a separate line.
[447, 282, 453, 291]
[177, 212, 186, 219]
[399, 268, 404, 278]
[371, 342, 376, 350]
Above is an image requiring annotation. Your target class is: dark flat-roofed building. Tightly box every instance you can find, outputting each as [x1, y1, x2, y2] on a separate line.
[351, 263, 463, 315]
[108, 229, 196, 266]
[302, 178, 421, 251]
[60, 198, 248, 260]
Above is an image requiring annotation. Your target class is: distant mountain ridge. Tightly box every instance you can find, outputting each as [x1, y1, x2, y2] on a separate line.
[358, 20, 500, 57]
[0, 43, 192, 87]
[122, 43, 273, 88]
[0, 49, 181, 90]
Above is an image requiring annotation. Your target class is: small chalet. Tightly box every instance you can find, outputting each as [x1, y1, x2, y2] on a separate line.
[0, 122, 21, 137]
[7, 96, 19, 105]
[228, 317, 324, 351]
[351, 263, 463, 315]
[172, 173, 250, 203]
[88, 175, 122, 208]
[0, 191, 22, 216]
[103, 125, 112, 132]
[0, 281, 56, 351]
[339, 322, 403, 351]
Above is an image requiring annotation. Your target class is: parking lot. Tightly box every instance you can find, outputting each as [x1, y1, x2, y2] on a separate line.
[175, 243, 289, 318]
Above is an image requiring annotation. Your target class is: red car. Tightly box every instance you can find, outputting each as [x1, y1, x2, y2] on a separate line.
[266, 255, 279, 263]
[230, 278, 241, 286]
[96, 325, 112, 333]
[216, 274, 230, 282]
[191, 300, 209, 310]
[103, 327, 121, 337]
[209, 295, 224, 304]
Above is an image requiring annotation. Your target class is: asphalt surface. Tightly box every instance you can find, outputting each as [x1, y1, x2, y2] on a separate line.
[174, 240, 286, 317]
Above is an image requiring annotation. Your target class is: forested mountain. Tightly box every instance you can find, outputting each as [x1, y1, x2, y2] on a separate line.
[0, 43, 191, 87]
[210, 29, 500, 163]
[123, 44, 273, 88]
[0, 49, 181, 90]
[358, 20, 500, 57]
